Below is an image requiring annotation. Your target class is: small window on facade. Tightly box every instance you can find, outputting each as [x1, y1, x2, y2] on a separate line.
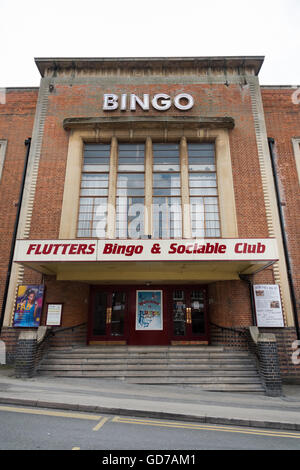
[153, 143, 180, 171]
[77, 144, 109, 238]
[116, 144, 145, 239]
[188, 143, 220, 238]
[118, 144, 145, 171]
[152, 143, 182, 238]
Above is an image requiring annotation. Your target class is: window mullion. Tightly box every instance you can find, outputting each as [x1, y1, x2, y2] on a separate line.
[180, 136, 191, 239]
[145, 136, 152, 237]
[106, 136, 118, 239]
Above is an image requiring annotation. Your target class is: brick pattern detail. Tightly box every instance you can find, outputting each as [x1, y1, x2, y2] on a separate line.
[40, 278, 89, 328]
[210, 324, 249, 350]
[211, 323, 300, 380]
[48, 324, 87, 348]
[260, 327, 300, 380]
[35, 331, 53, 369]
[14, 324, 88, 375]
[15, 337, 37, 378]
[211, 324, 283, 395]
[256, 340, 282, 396]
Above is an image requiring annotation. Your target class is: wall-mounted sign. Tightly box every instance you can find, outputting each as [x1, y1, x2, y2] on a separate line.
[136, 290, 163, 331]
[253, 284, 284, 327]
[102, 93, 194, 112]
[13, 285, 44, 328]
[46, 303, 63, 326]
[14, 239, 278, 263]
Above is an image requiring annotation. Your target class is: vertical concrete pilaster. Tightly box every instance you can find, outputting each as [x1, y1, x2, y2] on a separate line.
[3, 79, 50, 327]
[180, 136, 191, 239]
[249, 77, 294, 327]
[106, 136, 118, 239]
[145, 136, 153, 236]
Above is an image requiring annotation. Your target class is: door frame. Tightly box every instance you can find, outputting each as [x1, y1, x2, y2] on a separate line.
[127, 285, 170, 345]
[87, 284, 210, 345]
[87, 285, 130, 344]
[168, 286, 210, 343]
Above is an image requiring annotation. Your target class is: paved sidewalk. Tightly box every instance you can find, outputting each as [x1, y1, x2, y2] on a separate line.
[1, 366, 300, 431]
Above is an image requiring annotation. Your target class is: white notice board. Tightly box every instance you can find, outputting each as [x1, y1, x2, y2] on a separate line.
[46, 303, 63, 326]
[253, 284, 284, 327]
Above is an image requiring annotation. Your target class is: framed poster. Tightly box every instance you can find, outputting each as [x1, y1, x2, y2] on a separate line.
[253, 284, 284, 327]
[13, 285, 45, 328]
[136, 290, 163, 331]
[46, 303, 63, 326]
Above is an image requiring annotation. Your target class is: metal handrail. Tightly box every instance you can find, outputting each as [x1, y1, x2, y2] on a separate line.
[209, 322, 248, 338]
[49, 322, 87, 336]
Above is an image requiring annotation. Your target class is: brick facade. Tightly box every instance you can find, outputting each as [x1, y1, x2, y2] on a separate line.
[0, 88, 38, 311]
[262, 87, 300, 326]
[0, 58, 299, 382]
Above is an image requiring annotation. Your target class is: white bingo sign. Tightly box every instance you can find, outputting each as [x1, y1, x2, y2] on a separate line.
[102, 93, 194, 111]
[253, 284, 284, 327]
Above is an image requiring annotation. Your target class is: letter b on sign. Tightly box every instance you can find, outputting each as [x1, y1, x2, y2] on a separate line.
[0, 340, 6, 365]
[103, 94, 119, 110]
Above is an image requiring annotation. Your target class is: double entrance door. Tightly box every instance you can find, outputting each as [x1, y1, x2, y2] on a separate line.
[88, 286, 209, 345]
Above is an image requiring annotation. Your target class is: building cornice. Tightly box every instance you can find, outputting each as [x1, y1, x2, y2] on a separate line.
[35, 56, 264, 77]
[62, 116, 235, 131]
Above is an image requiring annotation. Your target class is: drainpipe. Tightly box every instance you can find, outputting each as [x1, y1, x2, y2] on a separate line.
[239, 274, 257, 326]
[0, 138, 31, 335]
[268, 137, 300, 340]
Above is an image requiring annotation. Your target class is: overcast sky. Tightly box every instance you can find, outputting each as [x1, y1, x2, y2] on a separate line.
[0, 0, 299, 87]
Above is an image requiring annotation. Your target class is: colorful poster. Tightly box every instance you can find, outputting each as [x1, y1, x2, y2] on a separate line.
[253, 284, 284, 327]
[136, 290, 163, 331]
[13, 285, 44, 328]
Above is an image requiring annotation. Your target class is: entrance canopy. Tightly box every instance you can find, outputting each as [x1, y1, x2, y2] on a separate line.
[14, 238, 278, 283]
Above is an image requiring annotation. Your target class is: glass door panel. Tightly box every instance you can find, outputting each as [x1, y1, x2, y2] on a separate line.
[110, 291, 126, 337]
[171, 287, 208, 340]
[90, 288, 128, 340]
[92, 291, 108, 336]
[190, 290, 206, 336]
[172, 289, 186, 336]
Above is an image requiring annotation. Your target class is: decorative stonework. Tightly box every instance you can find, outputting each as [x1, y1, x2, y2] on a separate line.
[4, 82, 50, 327]
[35, 57, 263, 80]
[248, 77, 293, 327]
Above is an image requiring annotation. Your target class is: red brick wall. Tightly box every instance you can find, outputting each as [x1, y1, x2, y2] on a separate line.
[17, 81, 273, 330]
[40, 277, 89, 327]
[0, 88, 38, 310]
[3, 81, 289, 334]
[262, 87, 300, 325]
[28, 82, 269, 240]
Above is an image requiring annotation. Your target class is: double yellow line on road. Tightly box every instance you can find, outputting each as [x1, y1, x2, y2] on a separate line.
[1, 405, 300, 440]
[112, 416, 300, 439]
[0, 404, 107, 432]
[0, 405, 102, 422]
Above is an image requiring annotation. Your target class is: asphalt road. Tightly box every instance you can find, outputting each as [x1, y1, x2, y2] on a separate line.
[0, 405, 300, 451]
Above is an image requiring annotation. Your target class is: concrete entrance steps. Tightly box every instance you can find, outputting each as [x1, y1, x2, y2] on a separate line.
[37, 346, 264, 392]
